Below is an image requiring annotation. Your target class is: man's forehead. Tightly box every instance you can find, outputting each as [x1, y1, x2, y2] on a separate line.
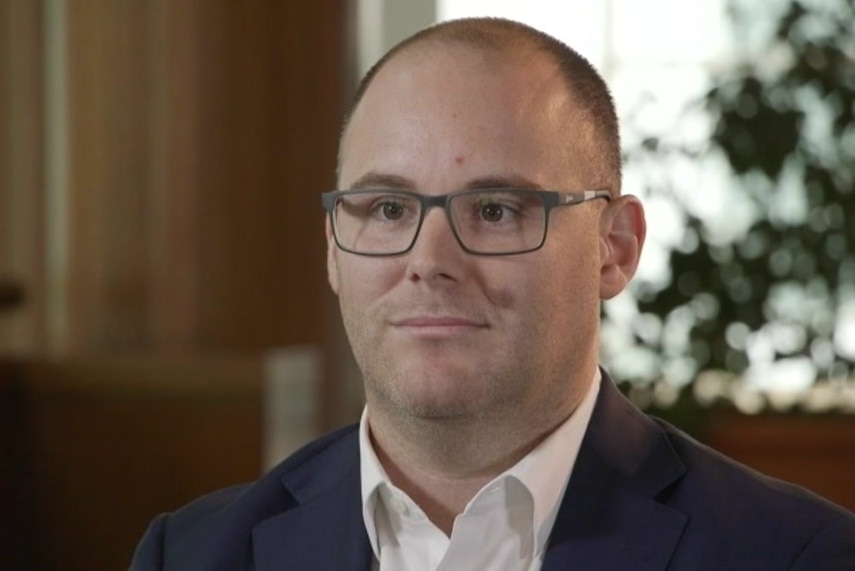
[346, 41, 566, 135]
[335, 38, 598, 191]
[370, 39, 541, 89]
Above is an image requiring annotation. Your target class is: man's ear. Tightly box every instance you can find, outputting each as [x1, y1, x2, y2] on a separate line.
[599, 195, 646, 300]
[326, 218, 340, 295]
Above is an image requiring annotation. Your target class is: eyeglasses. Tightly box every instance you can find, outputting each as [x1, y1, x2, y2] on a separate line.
[321, 188, 611, 256]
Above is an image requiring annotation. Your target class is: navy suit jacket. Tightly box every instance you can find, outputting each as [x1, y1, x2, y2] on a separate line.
[129, 374, 855, 570]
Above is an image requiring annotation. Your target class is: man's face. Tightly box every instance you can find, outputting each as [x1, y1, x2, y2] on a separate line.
[330, 45, 611, 424]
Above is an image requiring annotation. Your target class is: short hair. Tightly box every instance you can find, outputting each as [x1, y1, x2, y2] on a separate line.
[340, 17, 622, 194]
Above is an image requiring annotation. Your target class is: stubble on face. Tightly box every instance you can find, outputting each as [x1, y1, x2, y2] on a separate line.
[331, 44, 605, 434]
[339, 267, 554, 423]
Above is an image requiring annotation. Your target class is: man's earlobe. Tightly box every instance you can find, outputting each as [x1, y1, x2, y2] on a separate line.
[599, 195, 646, 300]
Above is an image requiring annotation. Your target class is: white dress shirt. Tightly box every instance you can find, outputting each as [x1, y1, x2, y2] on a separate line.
[359, 370, 601, 571]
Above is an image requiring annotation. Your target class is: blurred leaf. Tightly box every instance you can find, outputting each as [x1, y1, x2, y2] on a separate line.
[611, 0, 855, 398]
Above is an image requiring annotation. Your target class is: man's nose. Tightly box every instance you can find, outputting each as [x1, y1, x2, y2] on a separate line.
[405, 207, 466, 282]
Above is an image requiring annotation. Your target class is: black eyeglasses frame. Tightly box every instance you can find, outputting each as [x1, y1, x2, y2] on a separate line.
[320, 188, 612, 257]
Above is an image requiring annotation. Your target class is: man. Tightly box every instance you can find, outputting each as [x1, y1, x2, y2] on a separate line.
[130, 17, 855, 570]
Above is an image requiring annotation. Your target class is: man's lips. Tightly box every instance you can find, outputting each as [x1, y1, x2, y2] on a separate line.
[394, 316, 481, 327]
[390, 315, 487, 337]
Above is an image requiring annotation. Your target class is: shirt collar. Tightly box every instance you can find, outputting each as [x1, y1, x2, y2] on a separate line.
[359, 369, 602, 559]
[359, 406, 389, 558]
[506, 367, 601, 553]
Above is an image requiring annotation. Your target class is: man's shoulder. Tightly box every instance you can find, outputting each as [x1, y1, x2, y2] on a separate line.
[270, 422, 362, 482]
[164, 425, 359, 531]
[655, 416, 854, 529]
[642, 417, 855, 568]
[130, 425, 362, 569]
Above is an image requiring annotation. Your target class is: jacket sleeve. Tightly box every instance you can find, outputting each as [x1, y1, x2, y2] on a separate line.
[789, 515, 855, 571]
[128, 513, 168, 571]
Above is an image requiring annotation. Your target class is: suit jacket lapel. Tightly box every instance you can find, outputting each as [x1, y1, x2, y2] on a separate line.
[249, 374, 688, 571]
[251, 431, 372, 571]
[542, 374, 688, 571]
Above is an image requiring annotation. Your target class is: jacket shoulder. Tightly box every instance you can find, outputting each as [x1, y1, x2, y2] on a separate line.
[169, 424, 358, 521]
[657, 417, 850, 516]
[130, 424, 360, 570]
[654, 418, 855, 568]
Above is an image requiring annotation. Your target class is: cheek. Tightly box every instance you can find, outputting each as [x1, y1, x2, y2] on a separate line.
[335, 255, 401, 305]
[481, 262, 551, 330]
[527, 239, 602, 325]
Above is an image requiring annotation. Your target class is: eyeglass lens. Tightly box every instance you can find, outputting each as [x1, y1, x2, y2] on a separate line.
[333, 190, 548, 255]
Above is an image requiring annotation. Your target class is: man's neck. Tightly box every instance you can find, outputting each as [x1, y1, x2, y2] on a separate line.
[367, 396, 582, 536]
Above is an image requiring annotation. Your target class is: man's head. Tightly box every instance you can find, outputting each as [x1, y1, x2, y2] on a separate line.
[340, 17, 622, 196]
[326, 18, 645, 432]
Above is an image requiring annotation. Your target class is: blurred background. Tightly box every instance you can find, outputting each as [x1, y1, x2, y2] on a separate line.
[1, 0, 853, 569]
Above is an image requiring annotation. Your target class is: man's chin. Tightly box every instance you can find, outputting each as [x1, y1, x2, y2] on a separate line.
[381, 384, 495, 422]
[364, 362, 500, 419]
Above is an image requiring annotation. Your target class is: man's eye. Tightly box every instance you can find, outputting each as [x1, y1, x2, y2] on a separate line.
[479, 203, 506, 222]
[379, 201, 405, 220]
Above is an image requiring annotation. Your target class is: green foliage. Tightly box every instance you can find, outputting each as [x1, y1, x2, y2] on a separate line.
[614, 0, 855, 396]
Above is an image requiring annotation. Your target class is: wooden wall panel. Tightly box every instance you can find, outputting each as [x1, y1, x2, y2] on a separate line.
[2, 357, 264, 571]
[705, 412, 855, 512]
[0, 0, 47, 353]
[66, 1, 154, 351]
[1, 2, 358, 567]
[190, 2, 347, 351]
[0, 362, 37, 569]
[29, 0, 352, 354]
[146, 0, 205, 351]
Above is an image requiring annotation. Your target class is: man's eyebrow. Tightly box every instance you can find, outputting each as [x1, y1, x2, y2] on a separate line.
[463, 175, 544, 190]
[348, 172, 415, 190]
[346, 172, 545, 191]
